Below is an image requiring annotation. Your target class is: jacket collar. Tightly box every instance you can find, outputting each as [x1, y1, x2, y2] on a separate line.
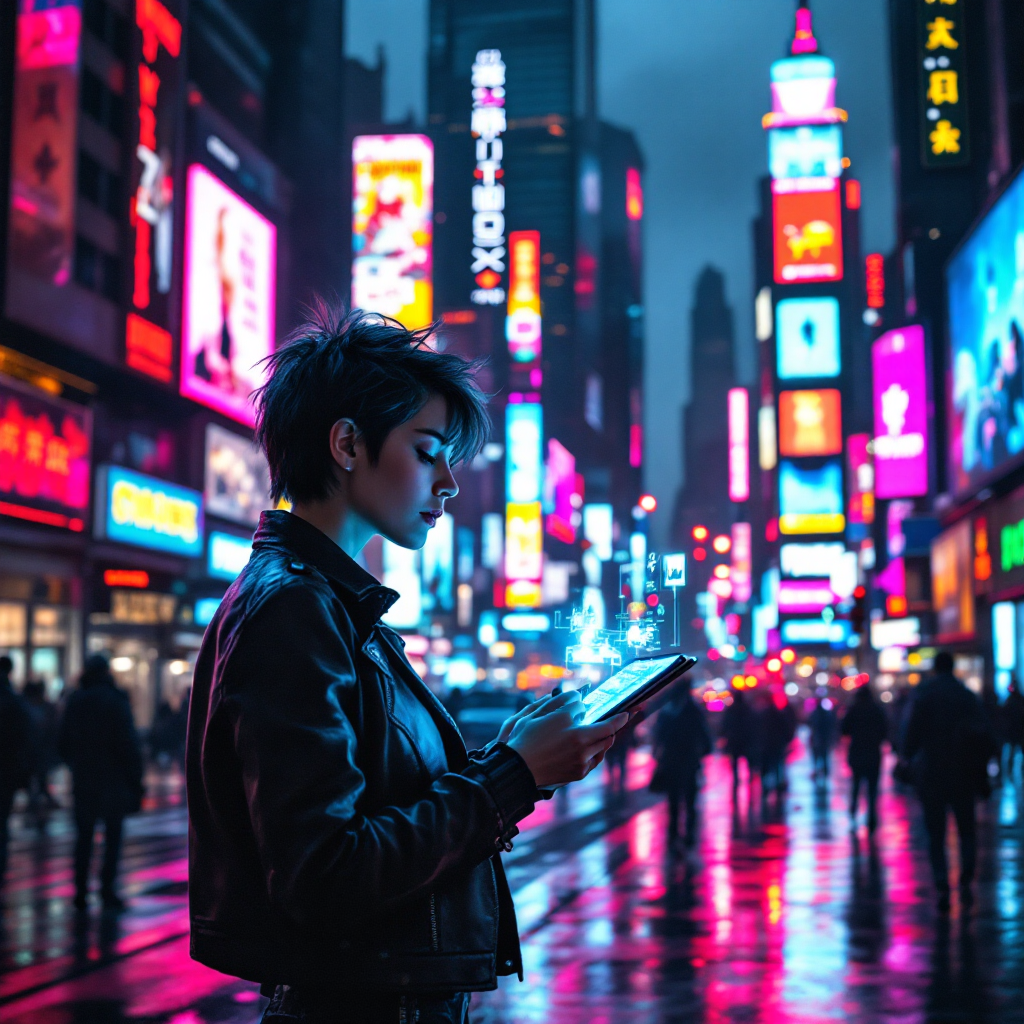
[252, 511, 399, 632]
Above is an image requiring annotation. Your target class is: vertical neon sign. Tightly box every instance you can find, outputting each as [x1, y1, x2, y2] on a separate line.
[728, 387, 750, 501]
[505, 400, 543, 607]
[126, 0, 182, 383]
[470, 50, 506, 306]
[506, 230, 541, 362]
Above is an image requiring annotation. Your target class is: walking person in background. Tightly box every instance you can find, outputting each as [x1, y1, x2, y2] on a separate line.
[903, 651, 994, 912]
[653, 682, 712, 852]
[0, 656, 32, 892]
[606, 713, 637, 795]
[23, 679, 61, 819]
[760, 693, 796, 804]
[1002, 678, 1024, 780]
[808, 696, 837, 783]
[721, 687, 755, 794]
[59, 655, 144, 912]
[842, 683, 888, 834]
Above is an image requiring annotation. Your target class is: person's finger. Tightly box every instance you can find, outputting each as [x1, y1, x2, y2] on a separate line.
[573, 712, 629, 742]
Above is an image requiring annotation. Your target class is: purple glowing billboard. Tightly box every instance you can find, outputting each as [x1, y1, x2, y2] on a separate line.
[872, 326, 929, 499]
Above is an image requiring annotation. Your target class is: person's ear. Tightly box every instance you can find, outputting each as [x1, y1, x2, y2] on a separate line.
[329, 418, 360, 474]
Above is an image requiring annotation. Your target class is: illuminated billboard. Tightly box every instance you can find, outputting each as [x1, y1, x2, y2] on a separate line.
[97, 466, 203, 557]
[776, 297, 840, 379]
[208, 530, 253, 580]
[6, 0, 83, 287]
[181, 164, 277, 427]
[506, 231, 541, 362]
[544, 438, 576, 544]
[768, 125, 842, 180]
[0, 374, 91, 532]
[778, 579, 837, 614]
[126, 0, 183, 383]
[780, 541, 846, 578]
[421, 511, 454, 612]
[728, 388, 749, 502]
[947, 166, 1024, 495]
[778, 389, 842, 457]
[847, 434, 875, 528]
[766, 55, 841, 127]
[873, 326, 928, 499]
[204, 423, 271, 527]
[931, 518, 974, 642]
[731, 523, 752, 603]
[470, 49, 507, 306]
[351, 134, 434, 330]
[780, 618, 851, 645]
[506, 401, 543, 503]
[772, 178, 843, 283]
[917, 0, 969, 168]
[779, 459, 844, 535]
[505, 503, 543, 607]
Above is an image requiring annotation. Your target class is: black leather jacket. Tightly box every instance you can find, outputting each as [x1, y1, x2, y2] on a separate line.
[187, 511, 539, 995]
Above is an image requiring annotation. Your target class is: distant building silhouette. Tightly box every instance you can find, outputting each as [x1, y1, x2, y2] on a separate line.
[672, 266, 737, 545]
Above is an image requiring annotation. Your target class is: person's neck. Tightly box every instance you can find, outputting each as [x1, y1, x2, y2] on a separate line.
[289, 499, 375, 558]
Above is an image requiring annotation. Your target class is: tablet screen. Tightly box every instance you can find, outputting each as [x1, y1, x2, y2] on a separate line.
[580, 654, 681, 725]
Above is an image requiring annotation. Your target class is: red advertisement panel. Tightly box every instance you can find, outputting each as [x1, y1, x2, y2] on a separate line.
[779, 389, 842, 457]
[772, 179, 843, 284]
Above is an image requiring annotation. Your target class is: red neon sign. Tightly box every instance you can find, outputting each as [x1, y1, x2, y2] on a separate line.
[103, 569, 151, 588]
[626, 167, 643, 220]
[0, 375, 91, 531]
[865, 252, 885, 308]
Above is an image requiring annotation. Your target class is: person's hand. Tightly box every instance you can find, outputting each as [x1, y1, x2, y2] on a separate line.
[504, 690, 629, 788]
[496, 692, 562, 745]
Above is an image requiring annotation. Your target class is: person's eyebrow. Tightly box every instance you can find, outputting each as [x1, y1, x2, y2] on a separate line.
[415, 428, 449, 445]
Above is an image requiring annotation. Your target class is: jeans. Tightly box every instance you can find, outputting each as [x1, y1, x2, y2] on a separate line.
[849, 768, 879, 831]
[261, 985, 470, 1024]
[73, 806, 124, 899]
[921, 789, 976, 892]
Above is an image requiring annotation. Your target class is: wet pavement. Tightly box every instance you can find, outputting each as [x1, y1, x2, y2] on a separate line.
[1, 737, 1023, 1023]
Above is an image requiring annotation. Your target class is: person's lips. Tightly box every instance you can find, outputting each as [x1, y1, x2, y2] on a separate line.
[420, 510, 443, 527]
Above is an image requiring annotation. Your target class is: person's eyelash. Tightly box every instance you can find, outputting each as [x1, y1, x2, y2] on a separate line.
[417, 449, 437, 466]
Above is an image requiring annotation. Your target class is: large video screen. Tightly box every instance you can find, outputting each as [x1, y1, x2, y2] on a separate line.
[778, 459, 844, 535]
[352, 134, 433, 330]
[948, 167, 1024, 494]
[776, 297, 840, 379]
[181, 164, 277, 427]
[778, 389, 842, 457]
[772, 178, 843, 284]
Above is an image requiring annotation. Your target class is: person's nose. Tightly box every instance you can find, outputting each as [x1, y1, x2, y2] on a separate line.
[434, 461, 458, 500]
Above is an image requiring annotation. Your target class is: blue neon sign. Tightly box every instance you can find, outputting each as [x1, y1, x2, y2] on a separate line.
[208, 530, 254, 580]
[100, 466, 203, 557]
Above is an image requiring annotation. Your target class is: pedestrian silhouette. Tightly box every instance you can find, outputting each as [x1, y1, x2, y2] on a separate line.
[1002, 678, 1024, 779]
[0, 655, 32, 891]
[903, 651, 995, 912]
[59, 654, 144, 911]
[23, 679, 61, 818]
[721, 687, 755, 792]
[760, 693, 795, 804]
[808, 696, 836, 782]
[652, 683, 712, 852]
[842, 683, 887, 833]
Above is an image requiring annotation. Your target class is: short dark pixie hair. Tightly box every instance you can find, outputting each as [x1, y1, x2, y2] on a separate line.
[254, 303, 490, 503]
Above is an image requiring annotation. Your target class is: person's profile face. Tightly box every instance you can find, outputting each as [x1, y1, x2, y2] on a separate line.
[348, 394, 459, 549]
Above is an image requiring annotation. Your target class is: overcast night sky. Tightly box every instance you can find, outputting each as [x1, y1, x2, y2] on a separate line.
[347, 1, 896, 548]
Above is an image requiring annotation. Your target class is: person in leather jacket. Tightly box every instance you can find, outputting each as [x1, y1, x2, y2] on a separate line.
[186, 306, 628, 1024]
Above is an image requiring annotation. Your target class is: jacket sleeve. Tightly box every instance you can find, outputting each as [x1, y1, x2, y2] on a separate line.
[224, 582, 537, 933]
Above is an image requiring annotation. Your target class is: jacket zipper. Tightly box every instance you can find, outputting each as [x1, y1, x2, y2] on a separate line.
[429, 892, 439, 951]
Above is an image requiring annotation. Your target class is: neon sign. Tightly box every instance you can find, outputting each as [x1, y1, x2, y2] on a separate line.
[728, 387, 749, 501]
[872, 326, 928, 498]
[505, 400, 543, 607]
[626, 168, 643, 220]
[0, 374, 91, 532]
[778, 389, 842, 457]
[865, 253, 885, 308]
[208, 530, 253, 580]
[731, 522, 752, 602]
[506, 231, 541, 363]
[772, 178, 843, 283]
[544, 438, 577, 544]
[98, 465, 202, 556]
[470, 49, 507, 306]
[127, 0, 182, 383]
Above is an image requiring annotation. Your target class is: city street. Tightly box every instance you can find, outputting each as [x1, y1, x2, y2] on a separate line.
[2, 740, 1022, 1024]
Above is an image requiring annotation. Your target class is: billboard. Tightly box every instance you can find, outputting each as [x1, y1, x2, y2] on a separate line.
[97, 466, 203, 557]
[208, 530, 253, 580]
[126, 0, 183, 382]
[181, 164, 277, 427]
[506, 231, 541, 363]
[506, 402, 543, 503]
[772, 178, 843, 283]
[778, 389, 842, 457]
[931, 518, 975, 641]
[780, 541, 846, 578]
[768, 125, 842, 180]
[544, 438, 576, 543]
[204, 423, 271, 527]
[731, 522, 752, 603]
[0, 374, 91, 532]
[780, 618, 851, 645]
[778, 459, 844, 535]
[6, 0, 83, 287]
[847, 434, 875, 529]
[947, 167, 1024, 495]
[505, 503, 543, 607]
[917, 0, 969, 168]
[778, 578, 837, 614]
[776, 297, 840, 379]
[768, 55, 838, 127]
[728, 388, 749, 502]
[873, 326, 929, 498]
[421, 511, 454, 612]
[351, 134, 434, 330]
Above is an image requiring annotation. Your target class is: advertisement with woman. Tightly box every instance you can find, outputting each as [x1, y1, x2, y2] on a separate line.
[948, 168, 1024, 495]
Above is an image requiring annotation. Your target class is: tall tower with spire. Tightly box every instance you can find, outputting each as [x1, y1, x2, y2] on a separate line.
[743, 1, 869, 657]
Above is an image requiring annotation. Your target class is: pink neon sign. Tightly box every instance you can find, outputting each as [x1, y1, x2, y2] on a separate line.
[728, 387, 749, 502]
[778, 578, 837, 614]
